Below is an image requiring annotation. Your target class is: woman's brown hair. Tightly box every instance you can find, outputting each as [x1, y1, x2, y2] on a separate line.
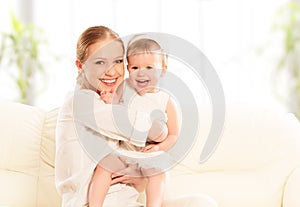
[76, 26, 124, 64]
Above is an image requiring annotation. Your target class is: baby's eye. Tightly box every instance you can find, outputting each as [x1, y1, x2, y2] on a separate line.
[115, 59, 123, 64]
[146, 66, 153, 69]
[95, 60, 105, 65]
[131, 66, 138, 70]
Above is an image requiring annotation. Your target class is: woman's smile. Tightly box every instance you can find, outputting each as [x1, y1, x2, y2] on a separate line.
[100, 78, 119, 87]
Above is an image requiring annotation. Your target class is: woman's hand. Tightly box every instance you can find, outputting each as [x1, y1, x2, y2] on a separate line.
[143, 134, 177, 152]
[111, 173, 147, 192]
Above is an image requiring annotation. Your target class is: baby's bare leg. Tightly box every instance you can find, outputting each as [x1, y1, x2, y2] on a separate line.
[88, 154, 128, 207]
[88, 165, 112, 207]
[146, 172, 166, 207]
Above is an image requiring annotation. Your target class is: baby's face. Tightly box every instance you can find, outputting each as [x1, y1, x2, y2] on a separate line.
[127, 53, 164, 94]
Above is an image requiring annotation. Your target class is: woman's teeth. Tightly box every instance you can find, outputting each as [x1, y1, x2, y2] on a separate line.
[100, 79, 117, 84]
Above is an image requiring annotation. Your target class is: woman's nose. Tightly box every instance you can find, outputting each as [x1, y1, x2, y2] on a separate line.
[105, 64, 116, 76]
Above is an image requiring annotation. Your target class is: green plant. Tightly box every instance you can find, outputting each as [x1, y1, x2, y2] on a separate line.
[272, 2, 300, 119]
[0, 12, 48, 105]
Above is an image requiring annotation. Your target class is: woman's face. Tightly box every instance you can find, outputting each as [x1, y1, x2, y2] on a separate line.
[78, 38, 125, 93]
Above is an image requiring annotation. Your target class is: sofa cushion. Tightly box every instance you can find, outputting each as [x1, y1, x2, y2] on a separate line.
[0, 101, 45, 176]
[39, 107, 59, 176]
[38, 107, 61, 206]
[0, 170, 37, 207]
[166, 159, 294, 207]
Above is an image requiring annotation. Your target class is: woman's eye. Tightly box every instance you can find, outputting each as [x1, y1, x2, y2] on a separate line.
[115, 59, 123, 64]
[95, 60, 105, 65]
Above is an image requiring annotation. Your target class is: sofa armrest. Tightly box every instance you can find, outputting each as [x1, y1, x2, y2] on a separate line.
[283, 166, 300, 207]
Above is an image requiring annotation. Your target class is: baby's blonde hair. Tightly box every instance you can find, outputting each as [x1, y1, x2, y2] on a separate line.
[126, 35, 168, 70]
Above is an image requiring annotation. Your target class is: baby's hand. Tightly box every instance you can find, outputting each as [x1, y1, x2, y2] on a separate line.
[142, 144, 160, 153]
[100, 90, 114, 104]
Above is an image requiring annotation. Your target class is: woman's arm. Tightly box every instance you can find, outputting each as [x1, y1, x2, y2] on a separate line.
[111, 173, 148, 192]
[73, 89, 152, 146]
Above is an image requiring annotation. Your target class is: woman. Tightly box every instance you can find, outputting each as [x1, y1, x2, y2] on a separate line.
[55, 25, 218, 207]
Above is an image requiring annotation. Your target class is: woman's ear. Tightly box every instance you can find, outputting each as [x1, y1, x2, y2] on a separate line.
[75, 60, 85, 85]
[75, 60, 83, 74]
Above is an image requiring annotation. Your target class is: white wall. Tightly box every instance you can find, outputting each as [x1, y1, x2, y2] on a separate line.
[0, 0, 289, 111]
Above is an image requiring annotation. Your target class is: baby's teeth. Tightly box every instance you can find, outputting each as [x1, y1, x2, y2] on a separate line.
[137, 80, 148, 83]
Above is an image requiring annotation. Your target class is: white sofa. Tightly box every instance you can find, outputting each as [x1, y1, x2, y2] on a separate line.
[0, 101, 300, 207]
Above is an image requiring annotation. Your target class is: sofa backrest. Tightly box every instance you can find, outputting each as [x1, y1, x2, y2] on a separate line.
[180, 104, 300, 172]
[0, 101, 61, 207]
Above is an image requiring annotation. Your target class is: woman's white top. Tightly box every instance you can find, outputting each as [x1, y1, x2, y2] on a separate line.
[55, 89, 152, 207]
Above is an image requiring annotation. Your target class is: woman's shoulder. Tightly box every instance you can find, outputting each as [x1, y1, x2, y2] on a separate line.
[61, 89, 102, 108]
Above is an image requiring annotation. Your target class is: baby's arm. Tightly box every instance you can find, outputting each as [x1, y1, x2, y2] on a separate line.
[143, 98, 179, 152]
[147, 118, 168, 142]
